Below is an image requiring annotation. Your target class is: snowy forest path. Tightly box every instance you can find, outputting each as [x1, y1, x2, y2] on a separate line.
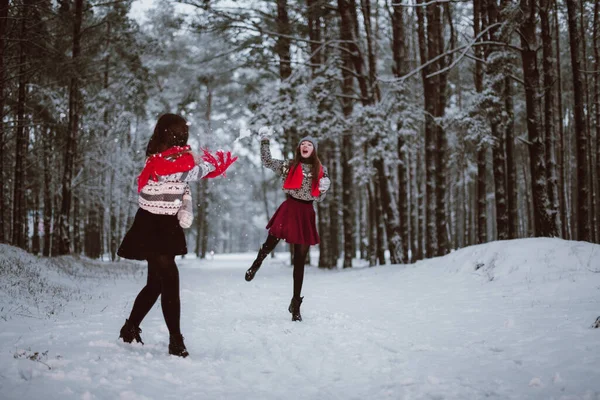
[1, 244, 599, 400]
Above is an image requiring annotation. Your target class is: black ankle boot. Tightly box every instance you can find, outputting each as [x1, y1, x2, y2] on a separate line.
[245, 247, 270, 281]
[169, 334, 189, 358]
[119, 319, 143, 344]
[288, 296, 303, 322]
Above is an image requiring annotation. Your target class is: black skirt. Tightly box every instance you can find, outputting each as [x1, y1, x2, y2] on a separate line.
[117, 208, 187, 261]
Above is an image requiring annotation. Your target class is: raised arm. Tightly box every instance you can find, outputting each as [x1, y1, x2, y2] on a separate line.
[261, 139, 287, 176]
[158, 154, 216, 183]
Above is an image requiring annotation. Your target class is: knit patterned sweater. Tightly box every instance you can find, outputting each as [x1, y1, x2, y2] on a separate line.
[138, 155, 215, 215]
[261, 140, 330, 202]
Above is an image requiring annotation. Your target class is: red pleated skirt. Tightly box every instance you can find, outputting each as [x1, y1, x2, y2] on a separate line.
[266, 196, 320, 245]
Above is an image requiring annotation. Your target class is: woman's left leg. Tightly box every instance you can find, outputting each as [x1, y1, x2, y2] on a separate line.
[289, 243, 310, 321]
[154, 254, 188, 358]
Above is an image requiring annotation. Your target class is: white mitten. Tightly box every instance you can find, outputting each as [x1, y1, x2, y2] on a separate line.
[177, 185, 194, 228]
[318, 177, 331, 193]
[258, 126, 273, 141]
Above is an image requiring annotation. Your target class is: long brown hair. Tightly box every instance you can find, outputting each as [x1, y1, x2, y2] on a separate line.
[290, 146, 322, 187]
[146, 114, 189, 156]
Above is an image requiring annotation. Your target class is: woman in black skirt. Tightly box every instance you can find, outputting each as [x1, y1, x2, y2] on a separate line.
[245, 134, 330, 321]
[117, 113, 236, 357]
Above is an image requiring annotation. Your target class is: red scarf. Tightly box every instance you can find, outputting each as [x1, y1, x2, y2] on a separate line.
[137, 145, 195, 192]
[283, 163, 324, 197]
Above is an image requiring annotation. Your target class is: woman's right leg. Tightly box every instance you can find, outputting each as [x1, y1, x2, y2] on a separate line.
[245, 234, 280, 281]
[120, 258, 161, 343]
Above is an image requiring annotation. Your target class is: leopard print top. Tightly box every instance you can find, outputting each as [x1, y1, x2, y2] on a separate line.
[261, 140, 330, 202]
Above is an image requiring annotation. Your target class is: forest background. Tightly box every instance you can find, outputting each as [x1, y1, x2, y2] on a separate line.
[1, 0, 598, 268]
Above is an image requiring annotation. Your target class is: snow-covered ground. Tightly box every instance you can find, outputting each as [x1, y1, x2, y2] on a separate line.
[1, 238, 600, 400]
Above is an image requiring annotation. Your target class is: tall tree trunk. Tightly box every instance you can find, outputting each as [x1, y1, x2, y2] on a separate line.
[374, 181, 386, 265]
[565, 0, 590, 241]
[360, 0, 380, 101]
[392, 2, 410, 262]
[474, 0, 487, 244]
[425, 0, 449, 256]
[484, 0, 510, 241]
[32, 188, 40, 255]
[540, 0, 561, 236]
[594, 0, 600, 242]
[276, 0, 291, 81]
[518, 0, 558, 237]
[0, 0, 8, 243]
[339, 0, 356, 268]
[504, 72, 518, 239]
[329, 141, 341, 260]
[198, 80, 213, 258]
[415, 0, 435, 257]
[276, 0, 294, 154]
[306, 0, 322, 71]
[12, 0, 31, 249]
[416, 146, 424, 260]
[367, 184, 377, 266]
[373, 156, 404, 263]
[338, 0, 370, 103]
[73, 194, 81, 255]
[43, 127, 53, 256]
[580, 0, 596, 242]
[553, 0, 567, 238]
[58, 0, 84, 254]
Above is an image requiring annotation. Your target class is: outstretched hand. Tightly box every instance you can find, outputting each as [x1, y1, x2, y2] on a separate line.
[201, 148, 238, 179]
[258, 126, 273, 142]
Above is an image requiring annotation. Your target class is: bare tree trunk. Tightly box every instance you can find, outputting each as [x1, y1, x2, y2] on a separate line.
[306, 0, 322, 71]
[43, 127, 53, 256]
[276, 0, 291, 81]
[198, 80, 214, 258]
[580, 0, 596, 242]
[540, 0, 561, 236]
[196, 180, 205, 257]
[410, 148, 419, 261]
[518, 0, 558, 237]
[360, 0, 380, 101]
[374, 156, 404, 263]
[73, 195, 81, 255]
[275, 0, 294, 154]
[566, 0, 590, 241]
[329, 141, 341, 260]
[425, 0, 449, 256]
[374, 181, 386, 265]
[32, 187, 40, 255]
[367, 183, 377, 266]
[338, 0, 370, 103]
[358, 190, 367, 259]
[474, 0, 487, 244]
[504, 75, 518, 239]
[415, 0, 434, 257]
[0, 0, 8, 243]
[415, 144, 424, 261]
[12, 0, 31, 249]
[553, 0, 567, 238]
[392, 2, 410, 262]
[594, 0, 600, 242]
[58, 0, 84, 254]
[339, 0, 356, 268]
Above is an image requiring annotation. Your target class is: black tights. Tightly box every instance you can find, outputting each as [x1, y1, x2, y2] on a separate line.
[259, 234, 310, 298]
[128, 255, 181, 335]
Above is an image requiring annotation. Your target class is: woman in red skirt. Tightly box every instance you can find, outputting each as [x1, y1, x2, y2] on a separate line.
[245, 135, 330, 321]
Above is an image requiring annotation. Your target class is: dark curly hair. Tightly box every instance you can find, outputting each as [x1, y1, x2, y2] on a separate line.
[146, 113, 189, 156]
